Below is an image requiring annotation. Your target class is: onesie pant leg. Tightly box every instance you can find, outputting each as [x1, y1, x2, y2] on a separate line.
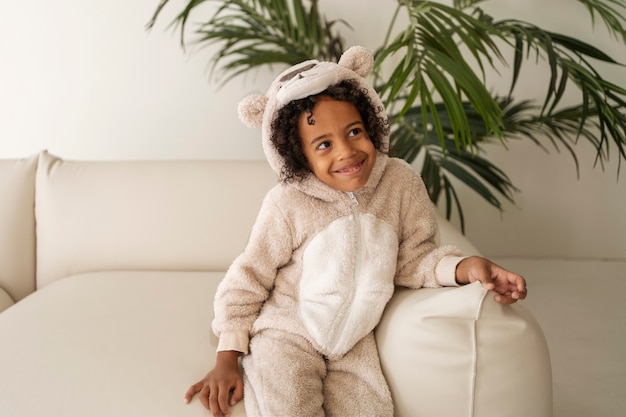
[323, 332, 394, 417]
[242, 329, 326, 417]
[242, 330, 392, 417]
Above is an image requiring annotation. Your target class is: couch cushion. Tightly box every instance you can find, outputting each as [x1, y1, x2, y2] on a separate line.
[35, 151, 278, 288]
[0, 271, 246, 417]
[376, 282, 552, 417]
[0, 153, 38, 303]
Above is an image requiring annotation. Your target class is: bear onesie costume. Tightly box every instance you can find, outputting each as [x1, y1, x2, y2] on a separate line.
[212, 46, 465, 417]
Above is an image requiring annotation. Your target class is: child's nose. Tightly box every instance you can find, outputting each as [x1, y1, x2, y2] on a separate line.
[336, 139, 356, 159]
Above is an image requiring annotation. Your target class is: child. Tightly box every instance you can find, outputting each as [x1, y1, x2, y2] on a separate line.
[185, 46, 527, 417]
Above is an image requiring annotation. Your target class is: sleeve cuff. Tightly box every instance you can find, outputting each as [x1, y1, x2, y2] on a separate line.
[216, 330, 250, 354]
[435, 255, 468, 287]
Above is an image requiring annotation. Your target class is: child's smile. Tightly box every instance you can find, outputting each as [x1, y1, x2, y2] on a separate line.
[298, 97, 376, 192]
[336, 160, 365, 175]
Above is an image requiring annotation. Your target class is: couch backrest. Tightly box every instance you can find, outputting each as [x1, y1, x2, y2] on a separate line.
[35, 151, 278, 288]
[0, 154, 38, 302]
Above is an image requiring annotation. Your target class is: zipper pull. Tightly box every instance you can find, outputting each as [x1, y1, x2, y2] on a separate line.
[347, 191, 359, 206]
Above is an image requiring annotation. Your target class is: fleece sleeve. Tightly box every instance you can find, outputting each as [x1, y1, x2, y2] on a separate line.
[212, 188, 293, 353]
[393, 167, 464, 289]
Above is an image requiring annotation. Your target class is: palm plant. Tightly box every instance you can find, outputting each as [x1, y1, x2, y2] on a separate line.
[147, 0, 626, 231]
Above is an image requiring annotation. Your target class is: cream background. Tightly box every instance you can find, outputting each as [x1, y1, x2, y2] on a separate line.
[1, 0, 624, 260]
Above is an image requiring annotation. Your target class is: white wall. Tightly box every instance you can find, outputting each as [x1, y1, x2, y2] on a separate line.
[1, 0, 624, 260]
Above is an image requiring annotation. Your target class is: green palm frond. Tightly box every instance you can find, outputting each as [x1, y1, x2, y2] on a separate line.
[487, 16, 626, 173]
[500, 98, 626, 174]
[577, 0, 626, 42]
[378, 2, 626, 157]
[148, 0, 626, 228]
[147, 0, 347, 84]
[375, 1, 508, 153]
[389, 100, 518, 232]
[389, 91, 625, 230]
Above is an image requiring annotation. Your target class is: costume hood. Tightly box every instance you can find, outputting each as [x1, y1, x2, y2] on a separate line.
[237, 46, 389, 176]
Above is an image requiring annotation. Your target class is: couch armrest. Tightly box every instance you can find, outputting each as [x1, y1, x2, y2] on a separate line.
[376, 282, 552, 417]
[0, 286, 15, 313]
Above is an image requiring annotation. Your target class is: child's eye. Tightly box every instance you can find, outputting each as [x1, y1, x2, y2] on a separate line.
[317, 141, 331, 150]
[348, 127, 363, 137]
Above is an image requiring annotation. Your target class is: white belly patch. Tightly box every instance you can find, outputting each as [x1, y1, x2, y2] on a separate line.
[299, 213, 398, 357]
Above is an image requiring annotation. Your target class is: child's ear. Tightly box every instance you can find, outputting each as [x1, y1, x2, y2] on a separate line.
[338, 46, 374, 78]
[238, 94, 268, 128]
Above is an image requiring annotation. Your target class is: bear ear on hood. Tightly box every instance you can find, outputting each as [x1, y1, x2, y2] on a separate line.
[238, 93, 268, 128]
[338, 45, 374, 78]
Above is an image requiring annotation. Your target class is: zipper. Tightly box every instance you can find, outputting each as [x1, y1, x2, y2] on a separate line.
[349, 192, 362, 297]
[327, 191, 362, 352]
[347, 191, 359, 207]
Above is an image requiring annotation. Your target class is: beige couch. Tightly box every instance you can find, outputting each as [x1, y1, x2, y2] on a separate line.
[0, 151, 552, 417]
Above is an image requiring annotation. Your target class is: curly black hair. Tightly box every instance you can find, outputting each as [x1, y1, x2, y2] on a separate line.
[270, 79, 389, 183]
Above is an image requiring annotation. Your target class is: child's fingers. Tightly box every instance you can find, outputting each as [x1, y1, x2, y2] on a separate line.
[494, 286, 527, 304]
[513, 287, 528, 300]
[494, 293, 516, 304]
[217, 383, 234, 417]
[184, 381, 203, 404]
[505, 273, 527, 299]
[230, 378, 244, 405]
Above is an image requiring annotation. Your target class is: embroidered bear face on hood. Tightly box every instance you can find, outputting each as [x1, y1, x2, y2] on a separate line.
[237, 46, 390, 177]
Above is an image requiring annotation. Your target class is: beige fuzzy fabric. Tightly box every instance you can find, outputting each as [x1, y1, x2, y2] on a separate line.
[213, 153, 461, 357]
[242, 330, 393, 417]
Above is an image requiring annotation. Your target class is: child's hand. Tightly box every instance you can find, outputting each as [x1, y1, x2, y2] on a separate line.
[455, 256, 527, 304]
[184, 350, 243, 417]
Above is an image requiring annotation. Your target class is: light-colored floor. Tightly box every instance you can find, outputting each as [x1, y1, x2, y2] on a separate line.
[491, 257, 626, 417]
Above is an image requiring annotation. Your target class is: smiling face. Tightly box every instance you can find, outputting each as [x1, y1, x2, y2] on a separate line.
[298, 97, 377, 192]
